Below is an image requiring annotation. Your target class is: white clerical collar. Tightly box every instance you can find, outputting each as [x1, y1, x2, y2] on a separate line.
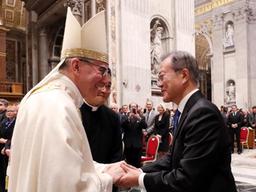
[178, 89, 199, 114]
[83, 100, 99, 111]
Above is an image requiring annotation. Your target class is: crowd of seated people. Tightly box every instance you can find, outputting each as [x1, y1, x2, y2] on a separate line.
[220, 104, 256, 154]
[0, 99, 19, 192]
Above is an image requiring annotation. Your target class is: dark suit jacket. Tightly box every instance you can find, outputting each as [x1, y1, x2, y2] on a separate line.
[80, 103, 123, 163]
[153, 112, 170, 151]
[142, 91, 237, 192]
[122, 115, 147, 148]
[227, 111, 243, 129]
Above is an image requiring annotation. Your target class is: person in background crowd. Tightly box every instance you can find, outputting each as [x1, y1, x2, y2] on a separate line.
[241, 109, 249, 127]
[220, 105, 228, 127]
[110, 103, 119, 113]
[122, 102, 147, 168]
[0, 99, 8, 123]
[114, 50, 237, 192]
[168, 109, 175, 132]
[143, 100, 158, 139]
[153, 103, 170, 158]
[227, 104, 243, 154]
[0, 104, 17, 192]
[249, 106, 256, 129]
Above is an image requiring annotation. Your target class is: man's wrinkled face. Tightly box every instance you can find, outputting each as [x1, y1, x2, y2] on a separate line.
[6, 105, 17, 119]
[73, 58, 111, 106]
[231, 105, 237, 112]
[157, 58, 183, 104]
[146, 102, 153, 111]
[91, 74, 112, 106]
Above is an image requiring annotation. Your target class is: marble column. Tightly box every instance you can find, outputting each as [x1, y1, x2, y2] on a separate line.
[39, 28, 49, 79]
[0, 26, 9, 80]
[211, 13, 225, 107]
[174, 0, 195, 54]
[119, 0, 151, 106]
[91, 0, 96, 16]
[26, 10, 39, 89]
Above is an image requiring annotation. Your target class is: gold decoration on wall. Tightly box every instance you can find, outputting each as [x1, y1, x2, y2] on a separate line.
[2, 0, 26, 30]
[195, 0, 234, 16]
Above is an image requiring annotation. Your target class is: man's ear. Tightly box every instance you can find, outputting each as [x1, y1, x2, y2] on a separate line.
[70, 58, 81, 73]
[180, 68, 190, 84]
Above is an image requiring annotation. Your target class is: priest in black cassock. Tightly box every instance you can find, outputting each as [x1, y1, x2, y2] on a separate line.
[80, 71, 123, 164]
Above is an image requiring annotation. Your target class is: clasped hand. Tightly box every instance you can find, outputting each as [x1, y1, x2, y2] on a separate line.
[104, 161, 141, 188]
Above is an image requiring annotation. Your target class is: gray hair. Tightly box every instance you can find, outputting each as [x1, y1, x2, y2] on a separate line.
[0, 99, 9, 106]
[162, 51, 200, 85]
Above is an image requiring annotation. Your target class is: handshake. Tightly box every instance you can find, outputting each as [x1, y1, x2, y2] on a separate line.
[103, 161, 142, 188]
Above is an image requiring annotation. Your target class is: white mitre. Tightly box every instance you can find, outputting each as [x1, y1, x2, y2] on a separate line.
[20, 7, 108, 104]
[61, 7, 108, 63]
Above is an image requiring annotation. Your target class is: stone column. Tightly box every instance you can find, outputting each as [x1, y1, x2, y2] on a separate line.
[91, 0, 96, 16]
[25, 10, 39, 89]
[39, 28, 49, 79]
[119, 0, 151, 106]
[0, 26, 9, 80]
[247, 2, 256, 107]
[174, 0, 195, 54]
[211, 13, 225, 107]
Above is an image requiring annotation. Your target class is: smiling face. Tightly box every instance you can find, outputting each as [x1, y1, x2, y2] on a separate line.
[62, 57, 111, 106]
[157, 57, 184, 104]
[89, 73, 112, 106]
[6, 105, 17, 119]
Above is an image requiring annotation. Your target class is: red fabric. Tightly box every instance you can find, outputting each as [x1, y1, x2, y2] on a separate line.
[240, 127, 249, 142]
[141, 136, 159, 163]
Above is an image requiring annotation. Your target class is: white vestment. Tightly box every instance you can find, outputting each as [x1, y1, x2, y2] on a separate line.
[9, 62, 112, 192]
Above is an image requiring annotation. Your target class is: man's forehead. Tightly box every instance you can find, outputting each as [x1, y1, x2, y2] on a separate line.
[89, 58, 108, 66]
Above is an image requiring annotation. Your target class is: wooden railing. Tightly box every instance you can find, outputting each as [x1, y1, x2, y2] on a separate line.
[0, 81, 24, 101]
[0, 81, 23, 94]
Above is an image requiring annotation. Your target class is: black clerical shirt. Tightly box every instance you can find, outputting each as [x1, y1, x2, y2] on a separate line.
[80, 103, 123, 163]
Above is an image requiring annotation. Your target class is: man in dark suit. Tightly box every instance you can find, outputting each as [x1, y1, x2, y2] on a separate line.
[122, 102, 147, 168]
[80, 71, 123, 164]
[0, 99, 8, 124]
[115, 51, 237, 192]
[227, 104, 243, 154]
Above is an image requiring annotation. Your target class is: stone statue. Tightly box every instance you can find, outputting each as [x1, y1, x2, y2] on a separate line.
[96, 0, 105, 12]
[226, 82, 235, 103]
[223, 24, 234, 48]
[151, 19, 163, 76]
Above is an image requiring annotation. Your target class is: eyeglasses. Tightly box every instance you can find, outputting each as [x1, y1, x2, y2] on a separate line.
[96, 82, 112, 92]
[79, 58, 111, 77]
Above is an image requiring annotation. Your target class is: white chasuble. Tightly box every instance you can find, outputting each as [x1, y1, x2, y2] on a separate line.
[9, 69, 112, 192]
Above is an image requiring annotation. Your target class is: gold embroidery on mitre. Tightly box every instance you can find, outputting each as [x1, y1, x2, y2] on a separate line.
[62, 48, 108, 63]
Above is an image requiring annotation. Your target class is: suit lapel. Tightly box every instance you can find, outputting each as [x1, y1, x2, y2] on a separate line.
[172, 91, 203, 143]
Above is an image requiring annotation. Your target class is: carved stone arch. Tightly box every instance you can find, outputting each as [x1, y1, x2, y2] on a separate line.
[150, 16, 171, 94]
[195, 32, 212, 101]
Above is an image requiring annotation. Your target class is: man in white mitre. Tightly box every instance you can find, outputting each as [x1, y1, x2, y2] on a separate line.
[8, 7, 122, 192]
